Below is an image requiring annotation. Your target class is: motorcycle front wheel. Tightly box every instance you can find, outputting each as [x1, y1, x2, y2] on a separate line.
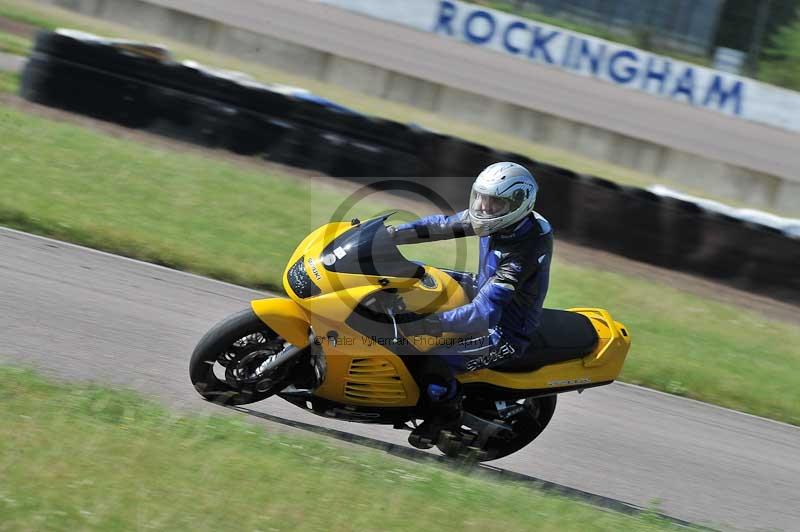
[189, 309, 300, 406]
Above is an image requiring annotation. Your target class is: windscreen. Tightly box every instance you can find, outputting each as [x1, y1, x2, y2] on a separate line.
[320, 217, 424, 279]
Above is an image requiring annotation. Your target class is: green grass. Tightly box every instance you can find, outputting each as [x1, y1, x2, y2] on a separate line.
[0, 1, 57, 30]
[0, 69, 18, 92]
[1, 103, 799, 425]
[0, 0, 777, 215]
[0, 366, 682, 531]
[0, 30, 30, 55]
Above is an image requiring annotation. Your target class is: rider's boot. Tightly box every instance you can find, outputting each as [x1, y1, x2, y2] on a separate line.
[408, 382, 463, 450]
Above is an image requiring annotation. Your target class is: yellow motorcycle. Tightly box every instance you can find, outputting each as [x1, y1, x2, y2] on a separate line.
[190, 216, 631, 460]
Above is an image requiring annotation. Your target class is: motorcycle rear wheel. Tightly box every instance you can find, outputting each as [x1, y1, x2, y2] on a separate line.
[437, 395, 557, 461]
[189, 309, 296, 406]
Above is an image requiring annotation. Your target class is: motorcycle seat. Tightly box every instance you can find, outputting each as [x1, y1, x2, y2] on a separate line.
[494, 309, 599, 372]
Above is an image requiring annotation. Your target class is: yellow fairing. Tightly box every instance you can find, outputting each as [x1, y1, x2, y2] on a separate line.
[397, 265, 471, 354]
[274, 221, 474, 407]
[267, 218, 631, 407]
[296, 285, 424, 407]
[283, 222, 421, 298]
[458, 308, 631, 391]
[250, 292, 420, 407]
[301, 270, 471, 407]
[311, 313, 421, 407]
[398, 266, 469, 314]
[250, 298, 310, 348]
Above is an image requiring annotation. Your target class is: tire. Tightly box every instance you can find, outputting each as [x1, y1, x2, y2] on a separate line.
[530, 162, 578, 236]
[189, 309, 293, 406]
[437, 395, 557, 461]
[223, 111, 271, 155]
[21, 53, 156, 129]
[33, 30, 294, 121]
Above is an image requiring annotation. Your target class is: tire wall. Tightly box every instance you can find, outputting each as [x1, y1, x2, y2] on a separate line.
[20, 31, 800, 304]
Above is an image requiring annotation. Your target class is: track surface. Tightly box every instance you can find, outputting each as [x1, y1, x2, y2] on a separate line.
[2, 227, 799, 530]
[0, 51, 24, 72]
[148, 0, 800, 180]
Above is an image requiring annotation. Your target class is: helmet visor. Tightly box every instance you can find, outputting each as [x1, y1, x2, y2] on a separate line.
[470, 190, 512, 219]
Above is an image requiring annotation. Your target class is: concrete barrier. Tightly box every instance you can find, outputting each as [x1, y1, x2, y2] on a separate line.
[216, 27, 330, 80]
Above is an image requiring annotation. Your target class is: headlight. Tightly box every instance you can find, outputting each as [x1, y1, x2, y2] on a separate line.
[287, 256, 321, 299]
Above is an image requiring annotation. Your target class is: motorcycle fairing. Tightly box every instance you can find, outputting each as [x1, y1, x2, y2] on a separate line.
[320, 216, 424, 279]
[457, 308, 630, 391]
[255, 216, 631, 408]
[282, 218, 424, 298]
[274, 218, 476, 408]
[251, 298, 310, 348]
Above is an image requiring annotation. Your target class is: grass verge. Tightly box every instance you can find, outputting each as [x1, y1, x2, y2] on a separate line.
[0, 0, 782, 215]
[1, 102, 799, 425]
[0, 366, 682, 531]
[0, 69, 18, 92]
[0, 30, 30, 55]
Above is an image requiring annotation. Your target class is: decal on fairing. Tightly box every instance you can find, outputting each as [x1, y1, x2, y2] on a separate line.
[307, 257, 322, 281]
[547, 377, 592, 387]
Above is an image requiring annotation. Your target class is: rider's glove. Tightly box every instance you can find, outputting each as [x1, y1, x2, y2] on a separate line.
[396, 313, 443, 337]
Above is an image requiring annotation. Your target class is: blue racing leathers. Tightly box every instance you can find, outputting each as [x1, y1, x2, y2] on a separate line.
[391, 209, 553, 372]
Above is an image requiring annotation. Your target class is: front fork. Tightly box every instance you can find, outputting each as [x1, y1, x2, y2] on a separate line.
[308, 328, 327, 389]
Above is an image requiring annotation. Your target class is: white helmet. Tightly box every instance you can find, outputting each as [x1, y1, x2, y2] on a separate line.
[468, 162, 538, 236]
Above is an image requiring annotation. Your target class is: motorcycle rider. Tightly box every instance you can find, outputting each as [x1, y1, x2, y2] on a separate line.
[388, 162, 552, 449]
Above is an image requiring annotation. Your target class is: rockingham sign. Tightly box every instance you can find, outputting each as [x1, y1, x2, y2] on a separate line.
[432, 2, 743, 113]
[317, 0, 800, 133]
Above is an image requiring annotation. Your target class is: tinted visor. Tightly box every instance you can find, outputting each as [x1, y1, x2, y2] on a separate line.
[470, 190, 512, 219]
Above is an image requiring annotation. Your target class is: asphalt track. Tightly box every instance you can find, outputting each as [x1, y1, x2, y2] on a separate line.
[148, 0, 800, 180]
[0, 51, 25, 72]
[2, 227, 799, 530]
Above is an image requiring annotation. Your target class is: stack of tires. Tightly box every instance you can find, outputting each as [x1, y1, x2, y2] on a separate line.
[20, 29, 427, 178]
[22, 30, 159, 129]
[22, 30, 300, 154]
